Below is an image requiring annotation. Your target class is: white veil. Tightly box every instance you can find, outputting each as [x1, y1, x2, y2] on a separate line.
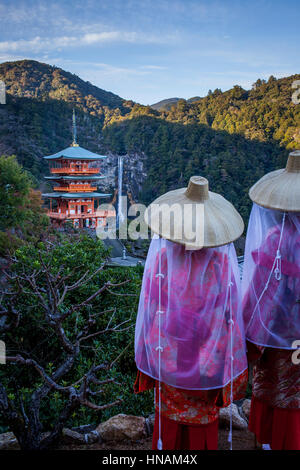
[242, 203, 300, 349]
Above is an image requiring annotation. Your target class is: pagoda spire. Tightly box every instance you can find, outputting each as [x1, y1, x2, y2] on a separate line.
[72, 108, 79, 147]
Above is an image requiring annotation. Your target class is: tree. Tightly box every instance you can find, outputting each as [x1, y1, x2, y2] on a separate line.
[0, 235, 140, 450]
[0, 155, 32, 231]
[0, 155, 49, 255]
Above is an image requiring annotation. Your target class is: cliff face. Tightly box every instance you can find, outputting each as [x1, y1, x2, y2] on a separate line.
[99, 152, 147, 203]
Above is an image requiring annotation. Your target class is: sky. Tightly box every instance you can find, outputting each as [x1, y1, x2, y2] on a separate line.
[0, 0, 299, 104]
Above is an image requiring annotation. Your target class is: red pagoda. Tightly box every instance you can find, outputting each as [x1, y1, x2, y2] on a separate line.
[42, 111, 113, 228]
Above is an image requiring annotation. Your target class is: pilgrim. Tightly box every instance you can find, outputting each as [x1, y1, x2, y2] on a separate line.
[243, 150, 300, 450]
[134, 176, 248, 450]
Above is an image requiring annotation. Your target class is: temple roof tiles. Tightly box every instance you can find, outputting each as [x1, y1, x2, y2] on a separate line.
[44, 145, 108, 161]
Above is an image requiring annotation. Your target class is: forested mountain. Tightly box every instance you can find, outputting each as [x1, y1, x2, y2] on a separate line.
[0, 60, 125, 114]
[151, 97, 181, 111]
[0, 60, 134, 178]
[0, 60, 299, 220]
[151, 96, 202, 111]
[102, 75, 300, 219]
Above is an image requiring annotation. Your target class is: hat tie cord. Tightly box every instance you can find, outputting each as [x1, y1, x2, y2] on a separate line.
[274, 250, 282, 281]
[273, 212, 286, 281]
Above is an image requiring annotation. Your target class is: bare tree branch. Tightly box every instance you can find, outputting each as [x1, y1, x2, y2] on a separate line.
[0, 244, 133, 450]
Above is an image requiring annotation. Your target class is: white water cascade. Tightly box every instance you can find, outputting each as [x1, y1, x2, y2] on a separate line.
[117, 156, 125, 228]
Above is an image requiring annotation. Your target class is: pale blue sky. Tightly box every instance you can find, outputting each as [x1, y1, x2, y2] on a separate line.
[0, 0, 299, 104]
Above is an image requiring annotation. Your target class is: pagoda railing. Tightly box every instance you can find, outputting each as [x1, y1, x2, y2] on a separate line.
[50, 167, 100, 174]
[53, 185, 97, 192]
[47, 210, 115, 219]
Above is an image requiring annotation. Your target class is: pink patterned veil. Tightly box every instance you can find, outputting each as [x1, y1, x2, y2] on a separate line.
[135, 235, 247, 391]
[242, 203, 300, 349]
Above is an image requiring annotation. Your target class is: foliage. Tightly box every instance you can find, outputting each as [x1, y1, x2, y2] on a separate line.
[103, 115, 287, 222]
[0, 60, 124, 112]
[0, 154, 32, 230]
[0, 235, 153, 447]
[102, 74, 299, 220]
[0, 155, 49, 255]
[0, 60, 133, 178]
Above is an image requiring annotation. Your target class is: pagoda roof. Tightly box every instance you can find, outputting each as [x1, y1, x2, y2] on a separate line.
[44, 145, 107, 161]
[44, 175, 106, 181]
[42, 192, 111, 199]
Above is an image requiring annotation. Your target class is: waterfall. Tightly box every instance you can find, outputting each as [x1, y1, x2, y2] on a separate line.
[118, 156, 125, 227]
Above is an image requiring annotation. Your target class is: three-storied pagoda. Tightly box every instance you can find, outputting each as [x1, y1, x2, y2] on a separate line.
[42, 111, 112, 228]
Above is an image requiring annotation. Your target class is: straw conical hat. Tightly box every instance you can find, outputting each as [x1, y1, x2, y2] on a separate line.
[249, 150, 300, 212]
[144, 176, 244, 249]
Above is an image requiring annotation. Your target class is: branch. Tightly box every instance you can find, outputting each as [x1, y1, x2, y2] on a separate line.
[106, 288, 137, 297]
[78, 319, 132, 344]
[71, 279, 130, 312]
[0, 301, 20, 331]
[109, 341, 132, 369]
[79, 398, 122, 411]
[56, 262, 106, 307]
[5, 356, 71, 393]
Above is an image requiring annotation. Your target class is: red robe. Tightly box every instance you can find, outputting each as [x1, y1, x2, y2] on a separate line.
[134, 370, 248, 450]
[135, 239, 248, 449]
[247, 342, 300, 450]
[243, 217, 300, 450]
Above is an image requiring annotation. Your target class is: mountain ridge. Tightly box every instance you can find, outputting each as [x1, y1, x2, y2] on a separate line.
[0, 59, 125, 110]
[151, 96, 202, 111]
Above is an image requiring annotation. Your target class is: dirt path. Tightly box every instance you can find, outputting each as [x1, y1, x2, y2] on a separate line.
[57, 428, 258, 451]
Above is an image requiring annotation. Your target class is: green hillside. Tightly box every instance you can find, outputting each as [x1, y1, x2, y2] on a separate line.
[0, 60, 299, 220]
[0, 60, 125, 113]
[151, 96, 202, 111]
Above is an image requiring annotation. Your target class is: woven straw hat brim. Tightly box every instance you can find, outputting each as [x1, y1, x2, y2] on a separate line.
[249, 168, 300, 212]
[250, 150, 300, 212]
[144, 187, 244, 249]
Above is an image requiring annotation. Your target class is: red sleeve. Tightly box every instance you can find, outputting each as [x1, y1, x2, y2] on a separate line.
[134, 370, 155, 394]
[246, 340, 264, 363]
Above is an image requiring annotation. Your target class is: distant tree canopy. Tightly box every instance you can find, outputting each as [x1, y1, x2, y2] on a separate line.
[102, 115, 287, 221]
[101, 73, 299, 220]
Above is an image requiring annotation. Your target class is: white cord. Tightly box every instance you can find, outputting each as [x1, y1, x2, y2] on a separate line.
[248, 212, 286, 332]
[228, 271, 234, 451]
[155, 237, 164, 450]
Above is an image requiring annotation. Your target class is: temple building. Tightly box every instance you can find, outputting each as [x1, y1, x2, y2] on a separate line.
[42, 111, 113, 228]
